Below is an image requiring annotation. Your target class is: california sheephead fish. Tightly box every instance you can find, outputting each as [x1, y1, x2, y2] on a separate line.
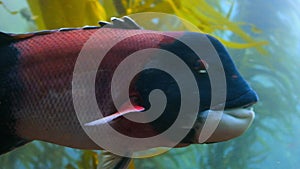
[0, 17, 258, 160]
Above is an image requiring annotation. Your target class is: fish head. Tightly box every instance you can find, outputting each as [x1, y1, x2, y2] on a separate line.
[133, 32, 258, 144]
[85, 30, 258, 148]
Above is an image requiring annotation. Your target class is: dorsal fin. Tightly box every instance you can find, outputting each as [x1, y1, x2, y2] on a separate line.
[0, 16, 142, 46]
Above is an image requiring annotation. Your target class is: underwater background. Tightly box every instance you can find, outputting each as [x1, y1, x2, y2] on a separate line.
[0, 0, 299, 169]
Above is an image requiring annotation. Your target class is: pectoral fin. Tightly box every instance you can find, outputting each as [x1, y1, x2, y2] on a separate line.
[98, 150, 133, 169]
[85, 106, 145, 126]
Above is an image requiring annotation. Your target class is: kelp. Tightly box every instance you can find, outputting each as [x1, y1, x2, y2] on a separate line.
[107, 0, 268, 53]
[26, 0, 106, 29]
[22, 0, 268, 53]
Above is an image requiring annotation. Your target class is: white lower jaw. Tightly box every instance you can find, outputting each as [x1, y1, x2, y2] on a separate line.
[197, 108, 255, 143]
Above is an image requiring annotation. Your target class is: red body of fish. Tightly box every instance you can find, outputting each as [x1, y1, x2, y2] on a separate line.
[0, 23, 259, 155]
[0, 27, 187, 154]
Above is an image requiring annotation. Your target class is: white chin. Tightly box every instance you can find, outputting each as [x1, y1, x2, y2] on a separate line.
[199, 108, 255, 143]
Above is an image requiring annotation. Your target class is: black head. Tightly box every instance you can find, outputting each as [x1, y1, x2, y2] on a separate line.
[134, 32, 258, 142]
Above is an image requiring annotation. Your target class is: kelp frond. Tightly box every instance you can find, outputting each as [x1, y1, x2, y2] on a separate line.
[26, 0, 107, 29]
[21, 0, 268, 53]
[118, 0, 268, 53]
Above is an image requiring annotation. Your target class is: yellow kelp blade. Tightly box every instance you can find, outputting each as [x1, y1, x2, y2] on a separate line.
[26, 0, 107, 29]
[128, 160, 135, 169]
[133, 147, 169, 158]
[117, 0, 268, 54]
[166, 0, 268, 54]
[25, 0, 268, 53]
[219, 39, 269, 55]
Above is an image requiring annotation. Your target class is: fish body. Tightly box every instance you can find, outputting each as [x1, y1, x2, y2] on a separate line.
[0, 19, 258, 156]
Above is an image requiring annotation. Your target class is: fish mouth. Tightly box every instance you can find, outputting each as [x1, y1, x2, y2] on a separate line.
[207, 108, 255, 143]
[177, 105, 255, 147]
[196, 90, 258, 143]
[174, 89, 258, 146]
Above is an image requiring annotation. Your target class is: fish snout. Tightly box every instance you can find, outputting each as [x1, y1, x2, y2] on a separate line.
[205, 107, 255, 143]
[180, 88, 258, 144]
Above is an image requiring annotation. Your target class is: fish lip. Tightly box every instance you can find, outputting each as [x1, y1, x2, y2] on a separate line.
[210, 102, 256, 111]
[221, 102, 256, 120]
[223, 107, 255, 121]
[189, 101, 256, 144]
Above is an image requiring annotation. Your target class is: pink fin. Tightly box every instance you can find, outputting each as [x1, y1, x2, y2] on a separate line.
[85, 106, 145, 126]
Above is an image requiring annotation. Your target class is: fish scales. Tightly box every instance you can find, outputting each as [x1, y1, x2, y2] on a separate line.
[0, 28, 185, 151]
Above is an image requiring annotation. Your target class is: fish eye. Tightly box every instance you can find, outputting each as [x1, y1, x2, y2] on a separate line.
[193, 59, 209, 74]
[199, 69, 208, 74]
